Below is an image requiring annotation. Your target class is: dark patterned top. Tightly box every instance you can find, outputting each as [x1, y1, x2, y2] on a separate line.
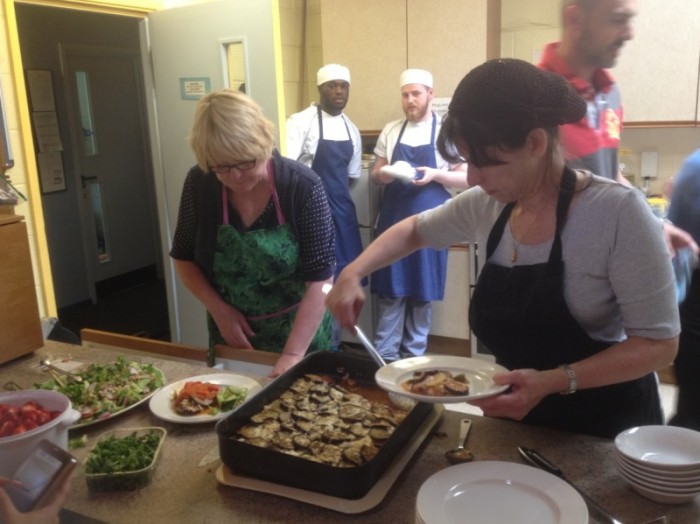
[170, 150, 335, 282]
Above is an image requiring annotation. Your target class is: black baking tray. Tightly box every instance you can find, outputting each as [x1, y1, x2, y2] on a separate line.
[216, 350, 432, 499]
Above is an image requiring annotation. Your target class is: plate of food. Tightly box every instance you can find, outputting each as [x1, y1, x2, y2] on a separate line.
[34, 356, 165, 428]
[149, 373, 260, 424]
[374, 355, 509, 404]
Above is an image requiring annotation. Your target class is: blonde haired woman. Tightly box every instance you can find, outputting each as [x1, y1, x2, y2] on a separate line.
[171, 89, 335, 377]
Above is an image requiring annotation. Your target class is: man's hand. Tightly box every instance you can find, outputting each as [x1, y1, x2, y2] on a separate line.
[663, 221, 699, 257]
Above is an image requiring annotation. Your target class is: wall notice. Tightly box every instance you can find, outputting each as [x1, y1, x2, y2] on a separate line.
[180, 77, 211, 100]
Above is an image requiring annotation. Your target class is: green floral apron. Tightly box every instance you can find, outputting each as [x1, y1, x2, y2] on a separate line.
[206, 164, 331, 365]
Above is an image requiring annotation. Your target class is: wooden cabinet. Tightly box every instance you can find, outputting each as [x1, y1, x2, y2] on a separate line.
[320, 0, 498, 131]
[0, 214, 43, 364]
[615, 0, 700, 124]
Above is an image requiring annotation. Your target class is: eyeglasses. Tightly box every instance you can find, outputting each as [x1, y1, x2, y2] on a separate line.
[209, 160, 257, 174]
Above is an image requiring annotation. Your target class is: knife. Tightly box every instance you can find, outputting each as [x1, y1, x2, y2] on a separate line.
[518, 446, 623, 524]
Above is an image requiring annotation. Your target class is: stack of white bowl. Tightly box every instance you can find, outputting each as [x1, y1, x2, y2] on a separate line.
[614, 425, 700, 504]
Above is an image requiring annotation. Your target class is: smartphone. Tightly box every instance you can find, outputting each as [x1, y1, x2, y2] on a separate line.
[3, 439, 77, 512]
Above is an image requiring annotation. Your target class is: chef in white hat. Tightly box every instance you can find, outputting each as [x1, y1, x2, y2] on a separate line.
[369, 69, 467, 362]
[285, 64, 364, 349]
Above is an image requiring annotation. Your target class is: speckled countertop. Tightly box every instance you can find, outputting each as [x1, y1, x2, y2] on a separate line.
[2, 341, 698, 524]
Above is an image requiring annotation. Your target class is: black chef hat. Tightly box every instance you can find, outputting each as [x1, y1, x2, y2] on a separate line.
[449, 58, 586, 129]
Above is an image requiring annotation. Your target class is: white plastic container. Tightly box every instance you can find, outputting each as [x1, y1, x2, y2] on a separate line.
[0, 390, 80, 477]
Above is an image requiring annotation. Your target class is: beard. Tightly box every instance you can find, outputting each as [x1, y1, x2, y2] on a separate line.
[405, 102, 430, 122]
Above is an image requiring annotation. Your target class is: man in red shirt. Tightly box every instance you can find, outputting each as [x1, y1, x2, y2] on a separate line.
[538, 0, 634, 185]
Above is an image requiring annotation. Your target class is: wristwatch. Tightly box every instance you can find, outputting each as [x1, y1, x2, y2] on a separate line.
[558, 364, 577, 395]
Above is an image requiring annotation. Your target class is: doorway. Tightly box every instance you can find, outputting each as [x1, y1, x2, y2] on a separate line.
[14, 4, 169, 340]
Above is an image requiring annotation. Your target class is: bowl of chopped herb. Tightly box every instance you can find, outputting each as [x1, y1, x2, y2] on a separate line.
[84, 427, 166, 491]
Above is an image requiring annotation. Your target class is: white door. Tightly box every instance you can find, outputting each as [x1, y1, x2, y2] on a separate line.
[60, 45, 158, 299]
[143, 0, 283, 347]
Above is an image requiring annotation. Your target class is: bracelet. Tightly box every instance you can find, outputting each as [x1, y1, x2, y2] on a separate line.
[558, 364, 577, 395]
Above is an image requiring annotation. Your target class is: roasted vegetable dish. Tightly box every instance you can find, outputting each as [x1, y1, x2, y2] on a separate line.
[234, 373, 409, 467]
[401, 369, 470, 396]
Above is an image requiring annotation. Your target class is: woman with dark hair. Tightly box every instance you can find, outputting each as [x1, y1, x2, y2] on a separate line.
[326, 59, 679, 438]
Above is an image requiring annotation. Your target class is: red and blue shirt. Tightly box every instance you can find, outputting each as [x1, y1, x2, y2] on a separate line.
[539, 42, 622, 180]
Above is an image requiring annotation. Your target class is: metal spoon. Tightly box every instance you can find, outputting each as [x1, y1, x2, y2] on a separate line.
[321, 284, 414, 410]
[445, 418, 474, 464]
[40, 358, 82, 383]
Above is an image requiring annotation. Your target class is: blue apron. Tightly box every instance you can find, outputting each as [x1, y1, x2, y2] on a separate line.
[311, 106, 363, 277]
[371, 113, 450, 301]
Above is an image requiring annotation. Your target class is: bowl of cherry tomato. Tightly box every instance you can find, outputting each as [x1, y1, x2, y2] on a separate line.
[0, 390, 80, 477]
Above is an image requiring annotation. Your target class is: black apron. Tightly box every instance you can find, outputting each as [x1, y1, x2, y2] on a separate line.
[469, 167, 661, 439]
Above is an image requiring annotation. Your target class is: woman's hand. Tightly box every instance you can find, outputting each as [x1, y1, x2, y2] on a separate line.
[325, 273, 366, 331]
[467, 369, 551, 421]
[0, 469, 76, 524]
[210, 303, 255, 349]
[269, 353, 304, 378]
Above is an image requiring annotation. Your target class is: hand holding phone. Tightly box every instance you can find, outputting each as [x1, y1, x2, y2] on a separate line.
[1, 439, 77, 513]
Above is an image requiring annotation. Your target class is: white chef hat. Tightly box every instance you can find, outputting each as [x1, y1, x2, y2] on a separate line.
[317, 64, 351, 86]
[400, 69, 433, 88]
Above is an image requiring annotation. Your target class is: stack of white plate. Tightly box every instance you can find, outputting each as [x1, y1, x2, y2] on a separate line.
[614, 425, 700, 504]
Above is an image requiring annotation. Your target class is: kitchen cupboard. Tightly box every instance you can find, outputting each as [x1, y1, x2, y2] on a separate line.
[615, 0, 700, 124]
[319, 0, 499, 131]
[0, 212, 43, 364]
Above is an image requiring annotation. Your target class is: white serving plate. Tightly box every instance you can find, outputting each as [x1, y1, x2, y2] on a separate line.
[149, 373, 260, 424]
[415, 461, 588, 524]
[615, 425, 700, 470]
[379, 161, 416, 181]
[375, 355, 509, 404]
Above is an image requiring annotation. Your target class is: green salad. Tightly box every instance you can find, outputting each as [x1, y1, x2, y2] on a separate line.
[214, 386, 248, 414]
[85, 430, 162, 475]
[35, 356, 165, 426]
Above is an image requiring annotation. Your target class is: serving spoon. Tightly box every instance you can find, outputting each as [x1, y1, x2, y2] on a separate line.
[321, 284, 415, 411]
[445, 418, 474, 464]
[40, 358, 82, 383]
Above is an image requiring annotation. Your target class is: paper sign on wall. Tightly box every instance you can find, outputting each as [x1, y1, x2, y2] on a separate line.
[180, 77, 211, 100]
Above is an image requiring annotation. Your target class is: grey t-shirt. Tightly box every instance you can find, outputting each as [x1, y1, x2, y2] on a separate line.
[417, 173, 680, 343]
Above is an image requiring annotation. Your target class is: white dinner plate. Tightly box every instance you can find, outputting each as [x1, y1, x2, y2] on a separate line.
[416, 461, 588, 524]
[149, 373, 261, 424]
[379, 161, 416, 181]
[375, 356, 509, 403]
